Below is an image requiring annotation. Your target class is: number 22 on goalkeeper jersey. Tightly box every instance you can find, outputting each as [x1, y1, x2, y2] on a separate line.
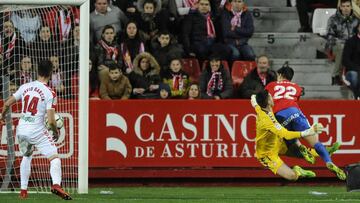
[265, 80, 303, 114]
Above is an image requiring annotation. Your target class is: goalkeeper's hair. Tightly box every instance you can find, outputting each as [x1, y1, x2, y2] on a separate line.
[256, 89, 270, 109]
[38, 60, 53, 78]
[277, 65, 294, 81]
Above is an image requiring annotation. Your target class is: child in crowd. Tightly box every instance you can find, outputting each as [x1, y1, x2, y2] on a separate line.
[162, 58, 190, 98]
[158, 83, 171, 99]
[187, 83, 201, 99]
[100, 63, 132, 100]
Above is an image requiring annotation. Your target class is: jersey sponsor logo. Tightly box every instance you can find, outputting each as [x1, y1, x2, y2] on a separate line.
[0, 113, 74, 158]
[20, 115, 35, 123]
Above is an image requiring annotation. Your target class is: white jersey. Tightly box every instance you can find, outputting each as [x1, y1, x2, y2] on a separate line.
[13, 80, 57, 136]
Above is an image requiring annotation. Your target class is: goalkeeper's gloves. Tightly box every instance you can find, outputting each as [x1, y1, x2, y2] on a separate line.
[250, 94, 258, 108]
[301, 123, 324, 137]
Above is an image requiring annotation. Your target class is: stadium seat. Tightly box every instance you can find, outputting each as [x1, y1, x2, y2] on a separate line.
[201, 60, 230, 72]
[231, 61, 257, 87]
[181, 58, 201, 83]
[312, 8, 336, 36]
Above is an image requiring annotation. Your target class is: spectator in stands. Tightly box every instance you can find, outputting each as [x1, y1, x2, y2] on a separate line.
[100, 62, 132, 99]
[1, 21, 25, 74]
[174, 0, 199, 16]
[33, 26, 56, 61]
[238, 54, 277, 99]
[182, 0, 217, 60]
[187, 82, 201, 99]
[296, 0, 337, 32]
[132, 0, 169, 44]
[49, 55, 65, 95]
[326, 0, 359, 85]
[162, 58, 190, 98]
[11, 10, 40, 44]
[199, 54, 233, 99]
[62, 25, 80, 77]
[9, 81, 17, 95]
[95, 25, 123, 82]
[221, 0, 255, 61]
[120, 21, 146, 73]
[150, 30, 184, 72]
[15, 56, 36, 86]
[90, 0, 128, 44]
[106, 0, 138, 17]
[158, 82, 172, 99]
[128, 52, 161, 98]
[342, 22, 360, 99]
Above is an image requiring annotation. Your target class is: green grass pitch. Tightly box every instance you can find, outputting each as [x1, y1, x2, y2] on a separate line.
[1, 186, 360, 203]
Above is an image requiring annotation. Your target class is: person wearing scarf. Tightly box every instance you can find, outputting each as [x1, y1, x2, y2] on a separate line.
[94, 25, 123, 83]
[182, 0, 218, 60]
[238, 55, 277, 99]
[221, 0, 256, 61]
[199, 55, 233, 99]
[161, 58, 190, 98]
[121, 21, 146, 74]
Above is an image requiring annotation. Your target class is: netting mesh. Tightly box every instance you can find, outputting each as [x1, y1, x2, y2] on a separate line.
[0, 5, 80, 193]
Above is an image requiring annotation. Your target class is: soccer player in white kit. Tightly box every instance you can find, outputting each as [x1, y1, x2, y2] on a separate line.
[0, 60, 72, 200]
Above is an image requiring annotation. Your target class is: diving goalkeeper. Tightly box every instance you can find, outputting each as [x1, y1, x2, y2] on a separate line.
[252, 90, 325, 180]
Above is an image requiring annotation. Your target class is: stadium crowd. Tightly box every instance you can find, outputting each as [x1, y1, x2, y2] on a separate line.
[1, 0, 360, 99]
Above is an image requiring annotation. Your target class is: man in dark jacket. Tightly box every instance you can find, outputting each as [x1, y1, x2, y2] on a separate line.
[221, 0, 255, 61]
[150, 30, 184, 71]
[238, 55, 277, 99]
[182, 0, 217, 60]
[326, 0, 359, 85]
[342, 23, 360, 99]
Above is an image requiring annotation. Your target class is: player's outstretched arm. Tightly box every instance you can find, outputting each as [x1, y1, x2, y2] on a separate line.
[0, 96, 16, 124]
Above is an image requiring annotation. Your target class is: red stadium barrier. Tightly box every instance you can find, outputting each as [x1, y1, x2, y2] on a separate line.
[1, 100, 359, 178]
[88, 100, 360, 178]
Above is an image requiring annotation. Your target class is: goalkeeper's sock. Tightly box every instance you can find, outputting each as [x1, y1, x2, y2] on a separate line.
[50, 158, 62, 185]
[314, 142, 332, 163]
[20, 156, 32, 190]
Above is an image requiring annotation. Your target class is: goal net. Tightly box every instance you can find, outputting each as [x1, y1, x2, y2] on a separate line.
[0, 1, 88, 194]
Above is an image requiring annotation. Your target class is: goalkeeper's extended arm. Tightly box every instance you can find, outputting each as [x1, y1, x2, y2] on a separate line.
[300, 123, 324, 137]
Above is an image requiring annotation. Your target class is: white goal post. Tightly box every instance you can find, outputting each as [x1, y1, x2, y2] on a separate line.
[0, 0, 89, 194]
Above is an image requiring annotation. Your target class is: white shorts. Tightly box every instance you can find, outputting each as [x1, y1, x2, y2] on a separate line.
[17, 129, 58, 159]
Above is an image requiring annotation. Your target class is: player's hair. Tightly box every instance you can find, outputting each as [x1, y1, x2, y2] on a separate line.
[37, 60, 53, 78]
[108, 62, 122, 72]
[277, 66, 294, 81]
[256, 90, 270, 109]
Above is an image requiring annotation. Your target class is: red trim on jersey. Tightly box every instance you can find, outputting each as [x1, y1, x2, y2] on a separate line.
[40, 81, 57, 109]
[265, 80, 302, 113]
